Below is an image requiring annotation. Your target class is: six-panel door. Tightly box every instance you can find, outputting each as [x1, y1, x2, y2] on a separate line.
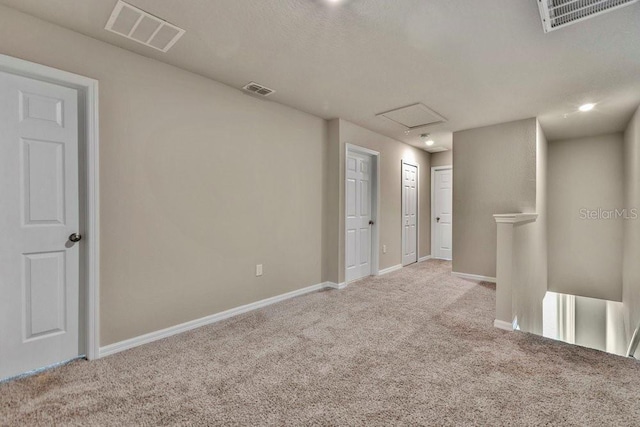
[345, 152, 373, 283]
[402, 163, 418, 266]
[0, 71, 80, 380]
[434, 169, 453, 260]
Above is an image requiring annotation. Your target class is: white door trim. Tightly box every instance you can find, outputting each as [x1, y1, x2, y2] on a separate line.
[401, 159, 419, 266]
[431, 165, 453, 260]
[0, 54, 100, 361]
[345, 143, 380, 280]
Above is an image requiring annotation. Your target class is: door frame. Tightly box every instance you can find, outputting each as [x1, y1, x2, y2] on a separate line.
[401, 159, 419, 266]
[431, 165, 453, 260]
[345, 143, 380, 281]
[0, 54, 101, 361]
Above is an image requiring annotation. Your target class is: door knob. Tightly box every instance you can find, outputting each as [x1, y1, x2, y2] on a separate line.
[369, 220, 375, 225]
[436, 217, 441, 223]
[69, 233, 82, 243]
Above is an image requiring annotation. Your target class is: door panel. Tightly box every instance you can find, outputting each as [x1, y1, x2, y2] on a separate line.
[402, 162, 418, 266]
[23, 251, 67, 340]
[0, 71, 80, 380]
[22, 138, 66, 225]
[346, 151, 373, 282]
[346, 229, 356, 268]
[434, 168, 453, 260]
[359, 227, 370, 265]
[346, 179, 356, 217]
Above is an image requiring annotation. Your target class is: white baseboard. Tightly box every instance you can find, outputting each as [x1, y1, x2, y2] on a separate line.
[377, 264, 403, 276]
[494, 319, 514, 331]
[325, 281, 347, 290]
[418, 256, 432, 263]
[452, 271, 497, 283]
[99, 282, 329, 358]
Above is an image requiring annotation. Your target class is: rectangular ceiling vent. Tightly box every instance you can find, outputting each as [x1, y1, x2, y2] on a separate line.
[105, 0, 186, 52]
[377, 103, 447, 130]
[242, 82, 276, 97]
[537, 0, 639, 32]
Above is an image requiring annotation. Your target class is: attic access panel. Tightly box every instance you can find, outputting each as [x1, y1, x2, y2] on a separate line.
[426, 146, 448, 154]
[377, 103, 447, 130]
[105, 0, 186, 52]
[537, 0, 639, 32]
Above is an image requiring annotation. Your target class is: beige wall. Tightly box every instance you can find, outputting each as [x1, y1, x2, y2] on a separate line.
[514, 122, 548, 334]
[323, 120, 341, 285]
[430, 150, 452, 167]
[623, 105, 640, 338]
[452, 118, 537, 278]
[0, 6, 329, 346]
[325, 119, 431, 284]
[495, 122, 548, 333]
[548, 133, 624, 301]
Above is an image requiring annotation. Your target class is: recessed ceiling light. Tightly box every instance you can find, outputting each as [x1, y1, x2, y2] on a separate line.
[425, 140, 435, 146]
[579, 103, 595, 112]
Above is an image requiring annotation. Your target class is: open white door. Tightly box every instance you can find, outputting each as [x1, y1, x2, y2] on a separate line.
[432, 167, 453, 260]
[345, 150, 374, 282]
[0, 71, 81, 380]
[402, 161, 418, 266]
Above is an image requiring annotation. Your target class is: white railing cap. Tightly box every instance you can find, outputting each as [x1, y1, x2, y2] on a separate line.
[493, 213, 538, 224]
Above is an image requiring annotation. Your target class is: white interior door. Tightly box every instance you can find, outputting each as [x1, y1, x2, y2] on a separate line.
[402, 162, 418, 266]
[346, 151, 373, 282]
[0, 71, 80, 380]
[433, 168, 453, 260]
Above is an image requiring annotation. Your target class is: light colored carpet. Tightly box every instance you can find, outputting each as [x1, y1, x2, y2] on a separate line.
[1, 260, 640, 426]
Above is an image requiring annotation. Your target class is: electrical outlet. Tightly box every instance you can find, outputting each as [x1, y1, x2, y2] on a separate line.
[256, 264, 263, 277]
[383, 245, 387, 254]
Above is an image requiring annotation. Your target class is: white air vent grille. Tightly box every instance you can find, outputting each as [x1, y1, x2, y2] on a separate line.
[105, 1, 185, 52]
[537, 0, 639, 32]
[242, 82, 276, 97]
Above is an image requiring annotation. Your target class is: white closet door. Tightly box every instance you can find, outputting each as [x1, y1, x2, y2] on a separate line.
[346, 152, 373, 282]
[0, 71, 80, 380]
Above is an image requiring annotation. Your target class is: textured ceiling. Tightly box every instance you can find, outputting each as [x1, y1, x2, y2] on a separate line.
[2, 0, 640, 146]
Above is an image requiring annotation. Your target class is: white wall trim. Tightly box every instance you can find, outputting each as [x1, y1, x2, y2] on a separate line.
[494, 319, 514, 331]
[345, 143, 381, 279]
[431, 166, 453, 260]
[378, 264, 403, 276]
[418, 255, 432, 263]
[325, 282, 347, 290]
[0, 54, 101, 361]
[452, 271, 497, 283]
[100, 282, 331, 358]
[401, 159, 420, 267]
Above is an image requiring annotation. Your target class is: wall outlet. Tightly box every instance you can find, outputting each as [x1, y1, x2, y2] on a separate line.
[256, 264, 263, 277]
[383, 245, 387, 254]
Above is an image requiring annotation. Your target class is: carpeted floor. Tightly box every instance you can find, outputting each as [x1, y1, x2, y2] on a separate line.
[1, 260, 639, 426]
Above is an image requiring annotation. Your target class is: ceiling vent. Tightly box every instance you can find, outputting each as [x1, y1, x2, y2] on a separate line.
[537, 0, 639, 32]
[242, 82, 276, 97]
[377, 103, 447, 130]
[105, 0, 185, 52]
